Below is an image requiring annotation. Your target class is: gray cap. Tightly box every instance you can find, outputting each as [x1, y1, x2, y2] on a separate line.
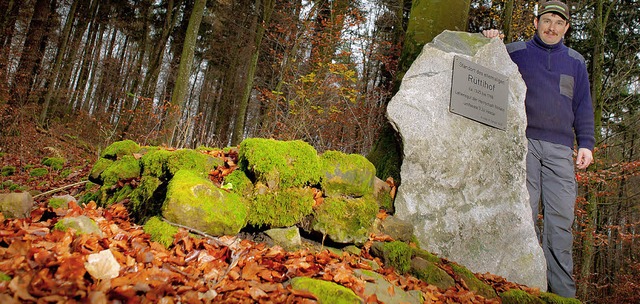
[538, 1, 570, 20]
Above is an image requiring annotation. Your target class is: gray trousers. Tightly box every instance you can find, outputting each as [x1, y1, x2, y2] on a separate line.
[527, 139, 576, 298]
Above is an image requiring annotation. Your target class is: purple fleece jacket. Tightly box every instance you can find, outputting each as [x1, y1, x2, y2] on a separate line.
[506, 34, 595, 151]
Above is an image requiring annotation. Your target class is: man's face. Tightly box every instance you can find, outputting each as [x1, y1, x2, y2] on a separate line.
[534, 13, 570, 45]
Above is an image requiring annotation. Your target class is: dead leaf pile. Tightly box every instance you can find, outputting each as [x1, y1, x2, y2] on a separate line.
[0, 196, 530, 303]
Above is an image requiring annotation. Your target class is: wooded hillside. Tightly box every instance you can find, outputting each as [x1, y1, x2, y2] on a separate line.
[0, 1, 638, 303]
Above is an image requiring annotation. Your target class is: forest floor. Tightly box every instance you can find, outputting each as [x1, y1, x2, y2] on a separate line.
[0, 113, 533, 303]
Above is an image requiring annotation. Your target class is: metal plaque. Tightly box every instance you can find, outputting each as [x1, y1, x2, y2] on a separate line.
[450, 56, 509, 130]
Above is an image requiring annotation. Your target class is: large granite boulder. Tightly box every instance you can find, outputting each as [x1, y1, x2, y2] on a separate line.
[387, 30, 546, 289]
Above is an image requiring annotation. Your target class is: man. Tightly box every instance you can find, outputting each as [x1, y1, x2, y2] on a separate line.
[483, 1, 595, 298]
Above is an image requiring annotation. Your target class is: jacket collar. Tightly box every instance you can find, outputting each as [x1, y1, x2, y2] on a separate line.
[532, 33, 565, 51]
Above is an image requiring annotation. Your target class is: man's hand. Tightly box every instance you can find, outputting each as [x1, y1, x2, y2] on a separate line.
[482, 29, 505, 39]
[576, 148, 593, 170]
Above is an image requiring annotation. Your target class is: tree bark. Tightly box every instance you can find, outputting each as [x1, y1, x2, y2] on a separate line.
[10, 0, 53, 106]
[40, 0, 79, 124]
[231, 0, 275, 145]
[164, 0, 206, 147]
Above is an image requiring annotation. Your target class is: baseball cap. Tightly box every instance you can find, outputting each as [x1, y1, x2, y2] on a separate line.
[538, 1, 570, 20]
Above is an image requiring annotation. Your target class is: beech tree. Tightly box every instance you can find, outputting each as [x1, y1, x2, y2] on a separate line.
[165, 0, 206, 146]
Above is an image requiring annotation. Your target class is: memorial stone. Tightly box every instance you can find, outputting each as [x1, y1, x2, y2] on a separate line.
[387, 30, 546, 289]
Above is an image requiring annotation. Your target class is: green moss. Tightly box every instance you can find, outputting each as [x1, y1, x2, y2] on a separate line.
[539, 292, 582, 304]
[79, 190, 100, 205]
[320, 151, 376, 197]
[412, 247, 440, 263]
[140, 149, 172, 178]
[165, 149, 223, 178]
[60, 168, 72, 178]
[366, 125, 402, 183]
[0, 272, 10, 282]
[41, 157, 65, 171]
[450, 263, 497, 299]
[248, 187, 314, 228]
[1, 166, 16, 176]
[313, 195, 378, 244]
[101, 155, 141, 188]
[290, 277, 361, 304]
[380, 241, 413, 274]
[48, 197, 68, 209]
[162, 170, 248, 236]
[239, 138, 322, 189]
[223, 170, 254, 196]
[196, 145, 218, 153]
[410, 257, 455, 290]
[129, 175, 164, 219]
[500, 289, 545, 304]
[89, 158, 114, 182]
[29, 167, 49, 177]
[143, 216, 179, 248]
[53, 216, 102, 236]
[1, 180, 24, 191]
[100, 184, 135, 207]
[375, 187, 394, 212]
[101, 140, 141, 160]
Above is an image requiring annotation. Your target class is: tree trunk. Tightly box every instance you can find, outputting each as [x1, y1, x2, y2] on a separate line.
[164, 0, 206, 147]
[10, 0, 53, 106]
[40, 0, 79, 124]
[578, 0, 615, 299]
[230, 0, 275, 145]
[501, 0, 515, 43]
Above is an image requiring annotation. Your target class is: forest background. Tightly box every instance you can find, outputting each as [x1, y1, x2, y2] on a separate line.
[0, 0, 638, 303]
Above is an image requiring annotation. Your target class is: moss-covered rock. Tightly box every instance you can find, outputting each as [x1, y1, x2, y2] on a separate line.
[101, 140, 141, 160]
[411, 257, 455, 291]
[0, 192, 34, 218]
[223, 169, 254, 196]
[450, 263, 498, 299]
[265, 227, 302, 251]
[140, 148, 172, 178]
[89, 158, 113, 182]
[143, 216, 179, 248]
[239, 138, 322, 189]
[354, 269, 422, 304]
[289, 277, 361, 304]
[165, 149, 223, 178]
[500, 289, 545, 304]
[129, 175, 164, 219]
[54, 216, 103, 236]
[412, 247, 441, 264]
[372, 177, 394, 211]
[48, 195, 76, 209]
[41, 157, 65, 171]
[101, 155, 141, 188]
[248, 187, 315, 228]
[312, 195, 378, 244]
[29, 167, 48, 177]
[100, 184, 135, 207]
[162, 170, 248, 236]
[139, 148, 223, 180]
[370, 241, 413, 274]
[320, 151, 376, 197]
[539, 292, 582, 304]
[1, 166, 16, 176]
